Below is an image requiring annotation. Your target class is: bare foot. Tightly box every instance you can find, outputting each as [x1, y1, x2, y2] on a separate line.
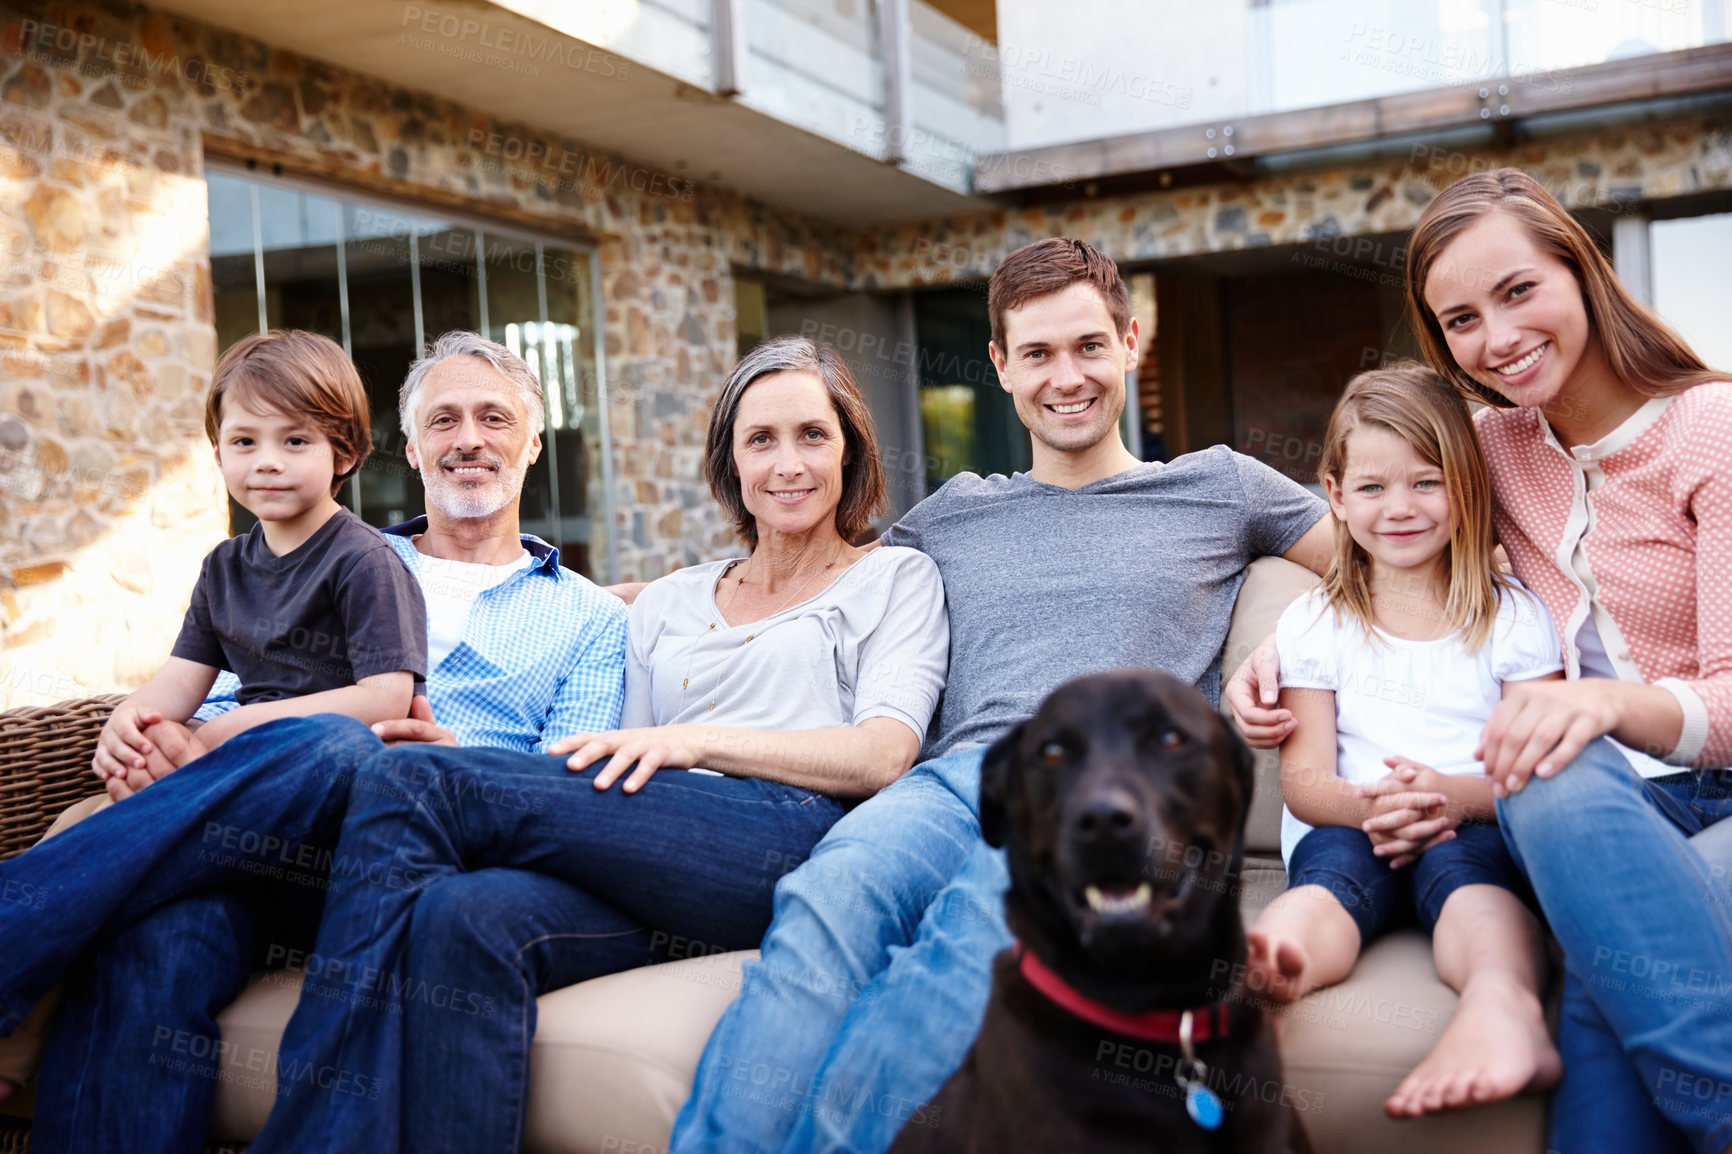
[1384, 974, 1561, 1117]
[1245, 928, 1310, 1006]
[141, 719, 207, 777]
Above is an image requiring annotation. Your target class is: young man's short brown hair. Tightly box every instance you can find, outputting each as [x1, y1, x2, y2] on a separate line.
[987, 237, 1132, 351]
[204, 330, 373, 496]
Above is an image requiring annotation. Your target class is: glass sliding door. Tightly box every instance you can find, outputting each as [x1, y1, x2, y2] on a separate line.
[205, 166, 614, 580]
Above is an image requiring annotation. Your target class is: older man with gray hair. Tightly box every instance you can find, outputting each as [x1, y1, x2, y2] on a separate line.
[0, 332, 627, 1154]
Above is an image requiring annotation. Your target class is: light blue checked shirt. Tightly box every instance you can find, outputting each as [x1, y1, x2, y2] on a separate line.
[196, 517, 626, 752]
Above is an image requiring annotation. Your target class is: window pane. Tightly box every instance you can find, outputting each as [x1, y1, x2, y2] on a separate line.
[203, 171, 609, 578]
[208, 171, 261, 371]
[914, 288, 1025, 494]
[1652, 212, 1732, 375]
[256, 183, 345, 343]
[540, 247, 605, 578]
[345, 204, 449, 529]
[417, 225, 484, 338]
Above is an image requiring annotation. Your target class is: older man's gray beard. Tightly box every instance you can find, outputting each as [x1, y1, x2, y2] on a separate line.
[420, 450, 527, 520]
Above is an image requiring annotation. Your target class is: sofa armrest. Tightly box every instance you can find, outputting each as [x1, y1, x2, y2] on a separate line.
[1224, 557, 1320, 858]
[0, 695, 124, 861]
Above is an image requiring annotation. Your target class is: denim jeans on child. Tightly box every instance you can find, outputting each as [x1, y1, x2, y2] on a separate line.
[1498, 737, 1732, 1154]
[1285, 820, 1528, 944]
[244, 741, 846, 1154]
[671, 744, 1014, 1154]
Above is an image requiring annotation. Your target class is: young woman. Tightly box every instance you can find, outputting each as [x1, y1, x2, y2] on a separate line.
[1246, 365, 1564, 1119]
[1231, 169, 1732, 1153]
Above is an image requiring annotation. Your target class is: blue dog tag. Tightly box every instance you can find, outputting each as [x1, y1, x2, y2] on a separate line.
[1185, 1083, 1224, 1130]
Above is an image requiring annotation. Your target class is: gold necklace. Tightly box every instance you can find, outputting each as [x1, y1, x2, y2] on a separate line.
[692, 542, 846, 713]
[724, 541, 846, 621]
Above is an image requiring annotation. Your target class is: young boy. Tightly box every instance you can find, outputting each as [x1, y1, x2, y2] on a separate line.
[94, 328, 428, 794]
[0, 330, 429, 1102]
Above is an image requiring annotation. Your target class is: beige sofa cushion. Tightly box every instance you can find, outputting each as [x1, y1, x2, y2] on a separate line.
[205, 954, 754, 1153]
[1277, 927, 1544, 1154]
[1222, 556, 1321, 857]
[203, 913, 1546, 1154]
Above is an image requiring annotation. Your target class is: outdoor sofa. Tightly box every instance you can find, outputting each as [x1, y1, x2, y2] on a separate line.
[0, 556, 1550, 1153]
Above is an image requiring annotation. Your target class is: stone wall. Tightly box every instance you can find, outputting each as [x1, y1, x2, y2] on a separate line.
[857, 122, 1732, 286]
[1, 0, 1730, 703]
[0, 3, 223, 704]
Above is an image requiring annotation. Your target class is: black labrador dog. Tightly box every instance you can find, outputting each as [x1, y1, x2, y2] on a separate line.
[890, 669, 1303, 1154]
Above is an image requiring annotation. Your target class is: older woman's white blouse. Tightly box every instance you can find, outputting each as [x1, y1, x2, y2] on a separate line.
[621, 547, 949, 772]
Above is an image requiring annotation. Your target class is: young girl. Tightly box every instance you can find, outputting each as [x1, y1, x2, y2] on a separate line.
[1245, 363, 1565, 1120]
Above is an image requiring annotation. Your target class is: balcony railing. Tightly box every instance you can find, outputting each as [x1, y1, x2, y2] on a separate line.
[1250, 0, 1727, 117]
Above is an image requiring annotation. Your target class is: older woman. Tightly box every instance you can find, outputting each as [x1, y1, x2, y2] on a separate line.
[246, 335, 950, 1154]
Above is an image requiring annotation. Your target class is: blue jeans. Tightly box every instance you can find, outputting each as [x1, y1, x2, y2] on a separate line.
[0, 715, 382, 1153]
[1498, 739, 1732, 1154]
[31, 891, 257, 1154]
[401, 869, 653, 1152]
[247, 745, 847, 1154]
[672, 746, 1013, 1154]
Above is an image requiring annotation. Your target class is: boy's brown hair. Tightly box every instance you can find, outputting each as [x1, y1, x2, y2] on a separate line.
[204, 330, 373, 496]
[987, 237, 1133, 351]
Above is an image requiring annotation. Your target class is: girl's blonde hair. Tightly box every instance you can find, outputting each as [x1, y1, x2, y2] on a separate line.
[1404, 168, 1722, 408]
[1318, 363, 1509, 652]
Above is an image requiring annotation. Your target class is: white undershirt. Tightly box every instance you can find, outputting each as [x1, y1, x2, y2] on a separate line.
[414, 546, 532, 670]
[1548, 399, 1699, 774]
[1574, 616, 1679, 779]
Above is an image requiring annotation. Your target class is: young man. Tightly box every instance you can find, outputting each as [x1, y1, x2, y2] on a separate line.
[0, 332, 627, 1154]
[671, 237, 1334, 1154]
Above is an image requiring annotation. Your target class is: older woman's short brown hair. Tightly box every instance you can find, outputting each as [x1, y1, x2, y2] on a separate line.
[705, 336, 887, 548]
[204, 330, 372, 497]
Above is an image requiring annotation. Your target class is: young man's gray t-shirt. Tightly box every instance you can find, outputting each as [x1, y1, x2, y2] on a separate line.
[883, 445, 1325, 761]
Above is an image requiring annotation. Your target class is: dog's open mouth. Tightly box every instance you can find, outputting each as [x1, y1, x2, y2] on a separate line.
[1082, 881, 1152, 917]
[1074, 866, 1197, 930]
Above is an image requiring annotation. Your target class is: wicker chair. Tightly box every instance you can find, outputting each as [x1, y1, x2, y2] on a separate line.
[0, 695, 123, 863]
[0, 695, 248, 1154]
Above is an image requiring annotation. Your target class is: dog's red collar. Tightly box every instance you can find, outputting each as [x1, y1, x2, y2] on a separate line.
[1015, 943, 1231, 1044]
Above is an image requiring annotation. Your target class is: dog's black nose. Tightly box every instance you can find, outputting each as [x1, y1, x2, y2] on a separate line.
[1074, 787, 1140, 840]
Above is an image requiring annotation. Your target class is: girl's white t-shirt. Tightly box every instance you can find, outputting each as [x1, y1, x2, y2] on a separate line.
[1274, 581, 1564, 867]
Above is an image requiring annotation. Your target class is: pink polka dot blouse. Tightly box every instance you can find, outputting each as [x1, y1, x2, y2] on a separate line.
[1476, 384, 1732, 770]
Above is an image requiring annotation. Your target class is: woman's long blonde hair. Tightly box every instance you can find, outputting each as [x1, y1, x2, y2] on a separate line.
[1318, 364, 1510, 652]
[1404, 168, 1722, 408]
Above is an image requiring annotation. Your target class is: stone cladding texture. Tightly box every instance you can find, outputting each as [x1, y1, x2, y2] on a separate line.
[1, 0, 1731, 703]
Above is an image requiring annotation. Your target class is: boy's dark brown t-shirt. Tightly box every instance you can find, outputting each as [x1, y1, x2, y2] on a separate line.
[171, 507, 428, 705]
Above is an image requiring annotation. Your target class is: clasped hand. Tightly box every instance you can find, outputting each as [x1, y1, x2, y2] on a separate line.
[1357, 756, 1457, 869]
[547, 725, 707, 793]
